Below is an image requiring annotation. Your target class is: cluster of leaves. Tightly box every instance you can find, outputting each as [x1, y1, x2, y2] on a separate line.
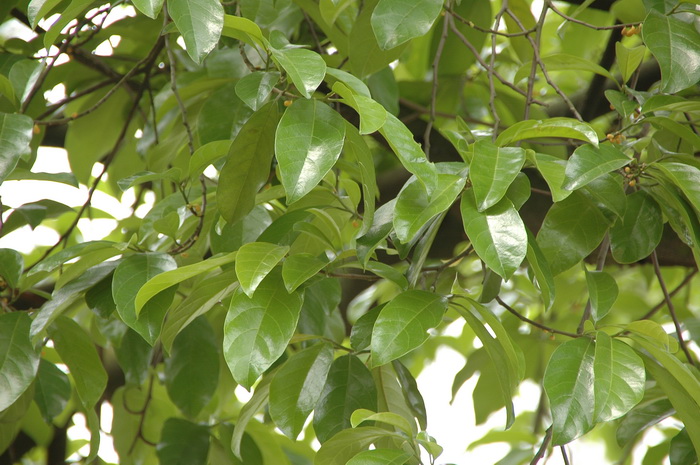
[0, 0, 699, 464]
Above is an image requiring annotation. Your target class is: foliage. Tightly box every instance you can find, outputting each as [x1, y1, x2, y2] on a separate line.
[0, 0, 699, 463]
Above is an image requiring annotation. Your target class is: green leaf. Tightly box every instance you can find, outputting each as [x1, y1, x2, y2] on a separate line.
[525, 230, 556, 311]
[670, 428, 697, 465]
[222, 14, 266, 49]
[235, 72, 280, 111]
[313, 354, 378, 442]
[135, 251, 237, 315]
[218, 102, 280, 224]
[0, 312, 39, 411]
[188, 140, 231, 179]
[34, 359, 71, 422]
[231, 375, 271, 457]
[325, 68, 372, 98]
[332, 82, 387, 134]
[534, 153, 573, 202]
[113, 253, 178, 345]
[346, 449, 413, 465]
[460, 192, 527, 280]
[315, 427, 399, 465]
[0, 248, 23, 289]
[350, 409, 414, 435]
[585, 270, 618, 322]
[393, 173, 465, 243]
[223, 272, 302, 388]
[581, 174, 627, 221]
[271, 48, 326, 99]
[562, 143, 630, 191]
[168, 0, 224, 63]
[470, 140, 526, 211]
[282, 253, 327, 292]
[131, 0, 164, 18]
[269, 342, 334, 439]
[496, 118, 599, 147]
[117, 168, 181, 191]
[616, 43, 646, 84]
[371, 0, 443, 50]
[197, 82, 253, 146]
[610, 190, 663, 264]
[593, 332, 645, 423]
[379, 113, 437, 195]
[642, 9, 700, 93]
[49, 316, 107, 409]
[350, 306, 382, 352]
[392, 360, 428, 430]
[27, 0, 63, 28]
[0, 112, 33, 185]
[276, 99, 346, 203]
[544, 337, 596, 444]
[344, 122, 378, 235]
[156, 418, 210, 465]
[5, 169, 78, 187]
[114, 329, 152, 386]
[235, 242, 289, 297]
[616, 397, 674, 445]
[26, 241, 118, 278]
[514, 53, 616, 83]
[651, 162, 700, 214]
[537, 191, 610, 275]
[370, 290, 447, 367]
[165, 316, 219, 418]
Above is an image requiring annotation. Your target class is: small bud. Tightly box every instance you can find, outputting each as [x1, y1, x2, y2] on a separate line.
[284, 100, 293, 107]
[33, 124, 41, 134]
[628, 179, 636, 187]
[624, 166, 631, 173]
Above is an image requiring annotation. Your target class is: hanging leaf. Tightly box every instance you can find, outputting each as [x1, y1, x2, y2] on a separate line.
[235, 72, 280, 111]
[235, 242, 289, 297]
[156, 418, 210, 465]
[0, 312, 39, 411]
[496, 118, 599, 147]
[562, 143, 630, 191]
[610, 190, 663, 264]
[585, 269, 618, 322]
[0, 112, 33, 185]
[167, 0, 224, 63]
[271, 48, 326, 98]
[469, 140, 526, 211]
[371, 0, 443, 50]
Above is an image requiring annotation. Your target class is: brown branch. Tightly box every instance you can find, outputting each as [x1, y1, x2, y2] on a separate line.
[496, 296, 580, 338]
[651, 251, 697, 366]
[531, 426, 553, 465]
[424, 8, 450, 157]
[447, 6, 535, 37]
[546, 1, 638, 30]
[640, 269, 698, 320]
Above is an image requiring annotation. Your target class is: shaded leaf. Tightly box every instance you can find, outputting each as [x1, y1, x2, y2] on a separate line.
[34, 359, 71, 422]
[610, 190, 663, 264]
[585, 270, 618, 322]
[562, 143, 629, 191]
[235, 72, 280, 111]
[0, 248, 23, 289]
[0, 312, 39, 411]
[371, 0, 443, 50]
[0, 112, 33, 185]
[156, 418, 210, 465]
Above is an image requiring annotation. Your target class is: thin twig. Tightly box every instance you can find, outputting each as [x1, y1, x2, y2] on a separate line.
[35, 78, 116, 120]
[577, 234, 611, 334]
[447, 6, 535, 37]
[424, 9, 450, 157]
[531, 426, 552, 465]
[489, 2, 508, 138]
[546, 0, 638, 30]
[560, 446, 571, 465]
[496, 296, 580, 338]
[640, 269, 697, 320]
[164, 25, 195, 155]
[651, 251, 697, 366]
[328, 272, 381, 282]
[399, 98, 492, 126]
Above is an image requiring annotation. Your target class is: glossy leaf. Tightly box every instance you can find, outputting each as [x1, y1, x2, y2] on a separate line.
[585, 270, 618, 322]
[269, 343, 334, 439]
[544, 337, 596, 445]
[0, 112, 33, 185]
[393, 174, 465, 243]
[616, 43, 646, 84]
[136, 251, 237, 315]
[593, 332, 645, 422]
[235, 242, 289, 297]
[156, 418, 210, 465]
[223, 273, 302, 388]
[642, 10, 700, 93]
[114, 329, 152, 386]
[351, 409, 413, 435]
[514, 53, 616, 83]
[534, 153, 572, 202]
[651, 162, 700, 214]
[344, 122, 378, 235]
[34, 359, 71, 422]
[371, 0, 443, 50]
[616, 398, 674, 445]
[313, 354, 378, 442]
[221, 14, 266, 49]
[526, 230, 556, 311]
[112, 253, 178, 345]
[610, 190, 663, 264]
[496, 118, 599, 147]
[0, 248, 23, 289]
[393, 360, 428, 430]
[562, 143, 629, 191]
[537, 191, 610, 275]
[231, 375, 271, 457]
[282, 253, 327, 292]
[346, 449, 413, 465]
[0, 312, 39, 411]
[165, 317, 219, 418]
[271, 48, 326, 98]
[235, 72, 280, 111]
[131, 0, 164, 18]
[370, 291, 446, 367]
[332, 82, 387, 134]
[276, 99, 346, 203]
[460, 192, 527, 280]
[188, 140, 231, 179]
[49, 317, 107, 408]
[470, 140, 526, 211]
[168, 0, 224, 63]
[379, 113, 437, 195]
[314, 427, 398, 465]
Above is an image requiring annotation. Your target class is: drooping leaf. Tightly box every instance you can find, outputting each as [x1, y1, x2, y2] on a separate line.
[282, 253, 327, 292]
[165, 316, 219, 418]
[112, 253, 178, 345]
[332, 82, 387, 134]
[544, 337, 596, 445]
[231, 375, 272, 458]
[562, 143, 630, 191]
[34, 359, 71, 422]
[393, 360, 428, 431]
[314, 427, 399, 465]
[651, 162, 700, 214]
[313, 354, 378, 442]
[235, 242, 289, 297]
[131, 0, 164, 18]
[156, 418, 210, 465]
[168, 0, 224, 63]
[0, 312, 39, 411]
[642, 9, 700, 93]
[526, 230, 556, 311]
[0, 248, 23, 289]
[276, 99, 346, 203]
[114, 329, 152, 386]
[346, 449, 413, 465]
[585, 269, 618, 322]
[271, 48, 326, 99]
[460, 192, 527, 280]
[0, 112, 33, 185]
[496, 118, 599, 147]
[269, 342, 334, 439]
[534, 153, 573, 202]
[235, 72, 280, 111]
[610, 190, 663, 264]
[469, 140, 526, 211]
[223, 272, 303, 388]
[370, 290, 447, 367]
[616, 397, 674, 446]
[370, 0, 443, 50]
[49, 316, 107, 409]
[616, 43, 646, 84]
[537, 191, 610, 275]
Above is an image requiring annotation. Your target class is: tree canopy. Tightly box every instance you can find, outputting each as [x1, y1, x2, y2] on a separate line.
[0, 0, 700, 464]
